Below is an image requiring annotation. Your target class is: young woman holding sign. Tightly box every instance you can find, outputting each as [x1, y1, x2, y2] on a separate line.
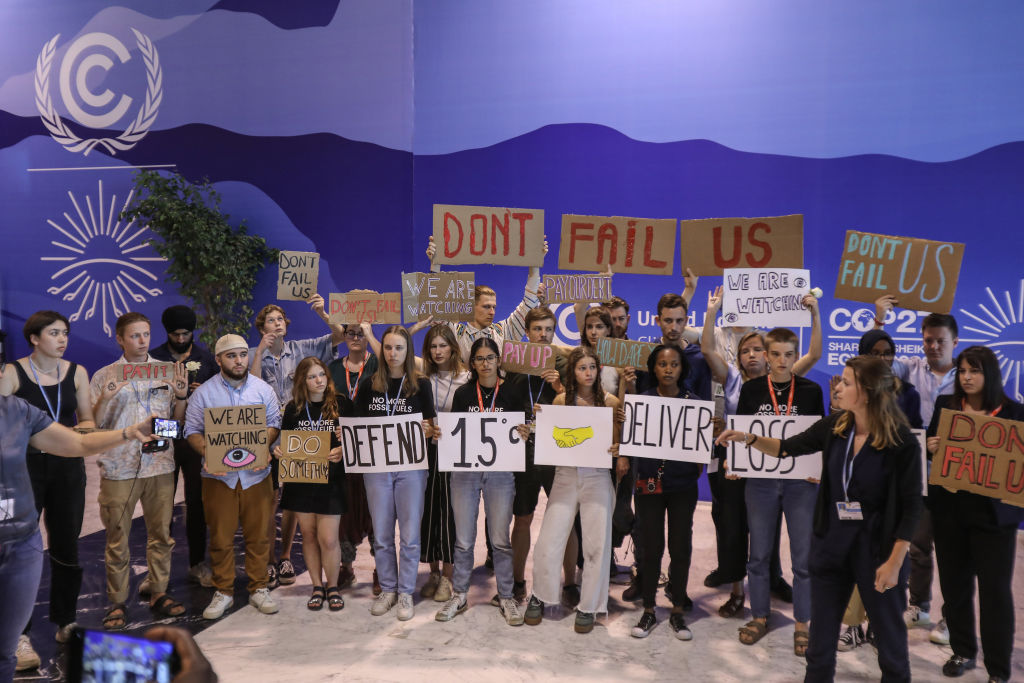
[926, 346, 1024, 682]
[275, 358, 350, 611]
[577, 306, 626, 396]
[354, 326, 436, 621]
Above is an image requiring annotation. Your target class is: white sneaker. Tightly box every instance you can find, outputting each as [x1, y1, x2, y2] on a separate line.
[930, 618, 949, 645]
[433, 575, 453, 602]
[55, 622, 78, 644]
[903, 605, 930, 628]
[499, 597, 525, 626]
[188, 562, 214, 588]
[203, 592, 234, 620]
[15, 635, 40, 671]
[396, 592, 415, 621]
[371, 591, 398, 616]
[837, 624, 864, 652]
[435, 593, 468, 622]
[249, 587, 279, 614]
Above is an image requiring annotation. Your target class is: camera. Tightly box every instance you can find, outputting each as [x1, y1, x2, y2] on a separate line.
[66, 627, 179, 683]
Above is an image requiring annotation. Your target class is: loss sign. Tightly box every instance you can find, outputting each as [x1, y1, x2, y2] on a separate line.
[725, 415, 822, 479]
[437, 412, 526, 472]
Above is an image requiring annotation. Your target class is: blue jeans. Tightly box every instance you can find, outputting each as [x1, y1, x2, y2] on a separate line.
[745, 478, 817, 623]
[1, 530, 44, 682]
[363, 470, 427, 595]
[450, 471, 515, 598]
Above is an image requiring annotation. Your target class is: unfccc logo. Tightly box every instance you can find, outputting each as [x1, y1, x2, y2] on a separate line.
[34, 29, 162, 155]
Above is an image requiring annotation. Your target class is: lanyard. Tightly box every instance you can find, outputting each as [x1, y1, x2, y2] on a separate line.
[346, 356, 366, 400]
[28, 358, 62, 422]
[767, 376, 795, 416]
[961, 399, 1002, 417]
[841, 433, 859, 502]
[476, 380, 499, 412]
[433, 375, 455, 414]
[129, 380, 152, 416]
[304, 402, 324, 429]
[384, 375, 406, 417]
[527, 377, 546, 414]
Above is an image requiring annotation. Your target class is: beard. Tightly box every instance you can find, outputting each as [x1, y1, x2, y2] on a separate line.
[168, 337, 192, 354]
[222, 364, 248, 381]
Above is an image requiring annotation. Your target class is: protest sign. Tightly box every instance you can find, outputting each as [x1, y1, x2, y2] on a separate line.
[432, 204, 545, 267]
[559, 215, 676, 275]
[534, 404, 614, 468]
[401, 271, 475, 323]
[620, 395, 715, 464]
[329, 290, 401, 325]
[725, 415, 822, 479]
[912, 429, 928, 496]
[338, 413, 428, 473]
[437, 412, 526, 472]
[595, 337, 656, 369]
[204, 405, 270, 475]
[118, 362, 174, 382]
[721, 268, 813, 328]
[501, 340, 556, 376]
[277, 250, 319, 301]
[929, 409, 1024, 507]
[541, 273, 613, 304]
[679, 215, 804, 275]
[834, 231, 965, 314]
[278, 430, 331, 484]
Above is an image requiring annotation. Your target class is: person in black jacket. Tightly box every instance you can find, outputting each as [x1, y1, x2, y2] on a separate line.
[926, 346, 1024, 683]
[718, 355, 922, 682]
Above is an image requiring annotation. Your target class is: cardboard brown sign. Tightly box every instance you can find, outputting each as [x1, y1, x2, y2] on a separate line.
[679, 215, 804, 275]
[595, 337, 657, 369]
[501, 340, 556, 376]
[401, 271, 475, 323]
[559, 215, 676, 275]
[277, 250, 319, 301]
[203, 405, 270, 475]
[930, 408, 1024, 507]
[328, 290, 401, 325]
[541, 273, 613, 304]
[118, 362, 175, 382]
[432, 204, 545, 267]
[278, 430, 331, 484]
[834, 230, 965, 314]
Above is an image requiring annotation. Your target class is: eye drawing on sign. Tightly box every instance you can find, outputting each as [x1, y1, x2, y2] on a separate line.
[223, 448, 256, 468]
[552, 426, 594, 448]
[958, 280, 1024, 401]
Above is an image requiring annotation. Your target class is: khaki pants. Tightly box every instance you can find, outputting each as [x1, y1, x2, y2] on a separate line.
[843, 586, 867, 626]
[202, 476, 273, 595]
[98, 473, 176, 604]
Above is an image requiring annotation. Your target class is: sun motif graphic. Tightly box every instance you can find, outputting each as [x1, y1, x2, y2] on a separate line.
[958, 279, 1024, 401]
[41, 179, 166, 336]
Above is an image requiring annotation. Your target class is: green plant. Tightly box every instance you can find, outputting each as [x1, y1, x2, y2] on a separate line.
[120, 170, 277, 348]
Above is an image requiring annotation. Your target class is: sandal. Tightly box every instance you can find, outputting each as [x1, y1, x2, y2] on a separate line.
[326, 586, 344, 612]
[307, 586, 326, 611]
[794, 629, 810, 657]
[738, 618, 769, 645]
[103, 604, 127, 631]
[150, 594, 186, 618]
[719, 592, 745, 618]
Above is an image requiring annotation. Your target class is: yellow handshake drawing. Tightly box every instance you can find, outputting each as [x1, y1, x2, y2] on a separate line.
[552, 426, 594, 448]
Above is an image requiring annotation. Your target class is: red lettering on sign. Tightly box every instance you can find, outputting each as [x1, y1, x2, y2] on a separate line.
[624, 223, 636, 268]
[511, 213, 531, 257]
[491, 213, 510, 256]
[470, 214, 487, 255]
[979, 420, 1007, 449]
[746, 222, 772, 267]
[569, 222, 594, 263]
[713, 225, 742, 268]
[597, 223, 617, 264]
[1006, 460, 1024, 494]
[443, 213, 463, 258]
[643, 225, 668, 269]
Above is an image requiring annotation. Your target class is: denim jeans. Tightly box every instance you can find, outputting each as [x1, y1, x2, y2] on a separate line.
[1, 530, 44, 682]
[745, 478, 817, 623]
[364, 469, 427, 595]
[450, 471, 515, 598]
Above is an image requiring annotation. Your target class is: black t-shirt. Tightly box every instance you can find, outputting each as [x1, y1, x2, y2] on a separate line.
[354, 375, 437, 420]
[328, 354, 379, 401]
[280, 397, 352, 447]
[502, 373, 557, 419]
[736, 374, 825, 417]
[451, 378, 531, 414]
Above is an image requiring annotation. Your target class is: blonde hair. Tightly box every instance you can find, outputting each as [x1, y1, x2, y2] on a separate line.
[832, 356, 907, 449]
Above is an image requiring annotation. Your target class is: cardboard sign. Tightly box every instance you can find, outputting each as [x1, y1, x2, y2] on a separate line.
[725, 415, 822, 479]
[432, 204, 545, 267]
[542, 273, 613, 304]
[437, 412, 526, 472]
[834, 231, 965, 314]
[620, 395, 715, 464]
[401, 271, 475, 323]
[929, 409, 1024, 507]
[722, 267, 813, 328]
[679, 215, 804, 275]
[118, 362, 174, 382]
[338, 413, 428, 473]
[329, 290, 401, 325]
[204, 405, 270, 475]
[534, 404, 614, 468]
[559, 215, 676, 275]
[595, 337, 656, 369]
[912, 428, 928, 496]
[501, 340, 556, 376]
[278, 430, 331, 483]
[277, 250, 319, 301]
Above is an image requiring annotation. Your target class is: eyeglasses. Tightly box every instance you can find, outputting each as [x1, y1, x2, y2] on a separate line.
[345, 331, 365, 339]
[473, 355, 499, 365]
[868, 350, 894, 359]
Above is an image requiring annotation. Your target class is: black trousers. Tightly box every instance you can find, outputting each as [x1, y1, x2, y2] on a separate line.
[635, 485, 698, 609]
[907, 507, 934, 611]
[171, 438, 207, 567]
[932, 493, 1017, 681]
[708, 469, 785, 584]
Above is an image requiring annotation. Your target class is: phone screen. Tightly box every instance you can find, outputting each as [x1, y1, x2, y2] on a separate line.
[152, 418, 181, 439]
[69, 629, 176, 683]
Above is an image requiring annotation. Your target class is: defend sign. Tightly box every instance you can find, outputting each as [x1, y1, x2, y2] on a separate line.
[437, 412, 527, 472]
[278, 430, 331, 484]
[277, 250, 319, 301]
[329, 290, 401, 325]
[725, 415, 822, 479]
[338, 413, 428, 473]
[722, 268, 813, 328]
[204, 405, 270, 475]
[620, 395, 715, 464]
[679, 215, 804, 275]
[929, 409, 1024, 507]
[401, 271, 475, 323]
[501, 340, 556, 376]
[432, 204, 545, 267]
[559, 215, 676, 275]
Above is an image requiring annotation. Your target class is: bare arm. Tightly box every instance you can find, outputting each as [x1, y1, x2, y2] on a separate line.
[30, 418, 152, 458]
[187, 433, 206, 457]
[0, 363, 18, 396]
[74, 365, 96, 429]
[793, 293, 822, 376]
[310, 293, 345, 346]
[426, 236, 441, 273]
[361, 322, 381, 357]
[700, 287, 730, 386]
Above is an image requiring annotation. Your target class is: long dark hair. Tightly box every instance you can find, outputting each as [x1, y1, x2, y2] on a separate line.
[952, 345, 1007, 412]
[422, 325, 465, 377]
[646, 344, 689, 395]
[832, 356, 908, 448]
[289, 357, 339, 422]
[467, 337, 502, 383]
[371, 325, 421, 396]
[564, 346, 606, 407]
[580, 307, 612, 349]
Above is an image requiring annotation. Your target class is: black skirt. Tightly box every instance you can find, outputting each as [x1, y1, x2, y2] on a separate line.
[280, 461, 347, 515]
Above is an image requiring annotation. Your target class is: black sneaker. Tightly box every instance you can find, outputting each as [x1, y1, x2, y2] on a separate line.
[669, 613, 693, 641]
[277, 559, 296, 586]
[524, 596, 544, 626]
[512, 580, 527, 602]
[266, 563, 279, 590]
[622, 573, 642, 602]
[704, 569, 723, 588]
[942, 655, 976, 677]
[562, 583, 581, 608]
[631, 611, 657, 639]
[664, 583, 693, 611]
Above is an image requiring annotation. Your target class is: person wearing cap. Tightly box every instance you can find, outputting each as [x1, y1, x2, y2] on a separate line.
[184, 334, 282, 620]
[150, 305, 219, 589]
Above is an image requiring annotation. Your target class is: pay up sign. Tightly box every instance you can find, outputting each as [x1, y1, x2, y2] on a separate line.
[437, 412, 526, 472]
[722, 268, 812, 328]
[930, 409, 1024, 507]
[329, 290, 401, 325]
[401, 271, 475, 323]
[620, 395, 715, 464]
[559, 214, 676, 275]
[725, 415, 822, 479]
[278, 430, 331, 484]
[338, 413, 428, 473]
[501, 340, 555, 377]
[679, 215, 804, 275]
[118, 362, 174, 381]
[432, 204, 545, 267]
[204, 405, 270, 475]
[277, 250, 319, 301]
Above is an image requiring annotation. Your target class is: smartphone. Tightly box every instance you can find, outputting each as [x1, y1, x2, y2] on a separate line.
[141, 438, 171, 453]
[66, 627, 179, 683]
[152, 417, 181, 439]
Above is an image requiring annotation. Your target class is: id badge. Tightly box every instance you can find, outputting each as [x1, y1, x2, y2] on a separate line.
[836, 501, 863, 521]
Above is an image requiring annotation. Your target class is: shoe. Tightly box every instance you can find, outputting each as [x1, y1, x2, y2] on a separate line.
[371, 591, 398, 616]
[941, 655, 976, 677]
[770, 577, 793, 603]
[664, 582, 673, 602]
[277, 559, 296, 585]
[930, 618, 950, 645]
[15, 635, 40, 671]
[434, 576, 453, 602]
[338, 565, 355, 589]
[574, 611, 595, 634]
[837, 624, 865, 652]
[396, 592, 415, 621]
[631, 611, 657, 639]
[490, 593, 501, 607]
[249, 587, 279, 614]
[266, 563, 279, 590]
[188, 562, 214, 588]
[435, 593, 468, 622]
[524, 596, 544, 625]
[499, 597, 525, 626]
[55, 622, 77, 644]
[669, 613, 693, 641]
[904, 604, 931, 628]
[138, 576, 153, 597]
[678, 593, 694, 613]
[421, 571, 441, 599]
[704, 569, 724, 588]
[203, 592, 234, 620]
[988, 677, 1008, 683]
[622, 574, 642, 602]
[719, 592, 745, 618]
[657, 572, 669, 587]
[372, 569, 382, 596]
[562, 583, 581, 608]
[512, 580, 527, 602]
